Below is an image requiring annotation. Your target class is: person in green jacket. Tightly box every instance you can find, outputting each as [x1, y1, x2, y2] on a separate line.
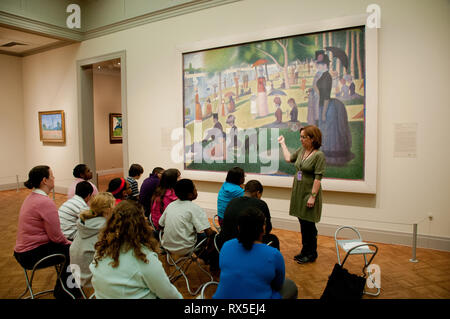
[278, 125, 325, 264]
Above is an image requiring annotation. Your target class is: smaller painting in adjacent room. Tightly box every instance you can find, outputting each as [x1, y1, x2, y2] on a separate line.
[38, 110, 66, 143]
[109, 113, 122, 143]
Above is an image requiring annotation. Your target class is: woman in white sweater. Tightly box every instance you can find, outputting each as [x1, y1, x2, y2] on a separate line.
[89, 200, 182, 299]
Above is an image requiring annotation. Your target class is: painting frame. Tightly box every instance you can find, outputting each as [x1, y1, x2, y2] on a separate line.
[177, 14, 378, 194]
[38, 110, 66, 144]
[109, 113, 123, 144]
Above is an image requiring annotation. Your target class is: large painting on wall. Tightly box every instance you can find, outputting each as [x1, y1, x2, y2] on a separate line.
[180, 17, 378, 193]
[38, 110, 66, 144]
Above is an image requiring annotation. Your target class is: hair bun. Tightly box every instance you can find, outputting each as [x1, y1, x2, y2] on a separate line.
[24, 180, 33, 189]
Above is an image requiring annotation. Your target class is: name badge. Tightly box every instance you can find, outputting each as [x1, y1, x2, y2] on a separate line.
[297, 171, 302, 181]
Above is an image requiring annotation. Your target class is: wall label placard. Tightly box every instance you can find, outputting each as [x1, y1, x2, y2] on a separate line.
[394, 123, 417, 158]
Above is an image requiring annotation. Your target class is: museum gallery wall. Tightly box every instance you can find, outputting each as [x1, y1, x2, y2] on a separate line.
[5, 0, 450, 240]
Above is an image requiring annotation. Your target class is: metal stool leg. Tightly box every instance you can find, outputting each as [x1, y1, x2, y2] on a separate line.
[56, 264, 75, 299]
[18, 268, 34, 299]
[163, 238, 214, 296]
[17, 254, 75, 299]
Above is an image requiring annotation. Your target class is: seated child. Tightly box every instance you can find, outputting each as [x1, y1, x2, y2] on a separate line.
[159, 179, 217, 265]
[213, 208, 297, 299]
[107, 177, 131, 205]
[89, 201, 182, 299]
[69, 192, 115, 288]
[58, 181, 93, 240]
[139, 167, 164, 217]
[217, 180, 280, 251]
[150, 168, 180, 231]
[217, 167, 245, 227]
[126, 164, 144, 201]
[67, 164, 98, 199]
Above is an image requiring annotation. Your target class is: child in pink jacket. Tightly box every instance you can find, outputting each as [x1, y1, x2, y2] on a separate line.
[150, 169, 180, 231]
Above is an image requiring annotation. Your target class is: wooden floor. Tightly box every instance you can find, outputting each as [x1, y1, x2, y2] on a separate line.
[1, 188, 449, 299]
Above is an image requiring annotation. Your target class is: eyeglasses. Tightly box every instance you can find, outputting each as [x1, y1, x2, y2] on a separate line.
[300, 135, 310, 140]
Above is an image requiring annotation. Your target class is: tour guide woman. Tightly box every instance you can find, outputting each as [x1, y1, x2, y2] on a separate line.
[278, 125, 325, 264]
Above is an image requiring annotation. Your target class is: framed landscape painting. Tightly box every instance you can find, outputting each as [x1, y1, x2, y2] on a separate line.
[109, 113, 122, 144]
[38, 110, 66, 144]
[179, 15, 378, 193]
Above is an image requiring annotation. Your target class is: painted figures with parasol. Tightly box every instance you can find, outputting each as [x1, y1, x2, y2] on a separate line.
[314, 48, 354, 166]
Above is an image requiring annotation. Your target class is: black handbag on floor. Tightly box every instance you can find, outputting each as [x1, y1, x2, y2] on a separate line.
[320, 263, 366, 300]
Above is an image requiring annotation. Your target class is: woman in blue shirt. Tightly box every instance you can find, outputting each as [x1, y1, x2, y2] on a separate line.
[217, 167, 245, 227]
[213, 207, 298, 299]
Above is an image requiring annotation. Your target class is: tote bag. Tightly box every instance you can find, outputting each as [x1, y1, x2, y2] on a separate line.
[320, 263, 366, 300]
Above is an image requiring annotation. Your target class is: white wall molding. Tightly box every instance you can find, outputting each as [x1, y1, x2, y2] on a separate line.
[0, 11, 83, 42]
[83, 0, 242, 40]
[0, 0, 242, 45]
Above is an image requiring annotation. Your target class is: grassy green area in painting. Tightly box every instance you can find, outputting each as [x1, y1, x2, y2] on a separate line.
[185, 121, 364, 180]
[113, 127, 122, 137]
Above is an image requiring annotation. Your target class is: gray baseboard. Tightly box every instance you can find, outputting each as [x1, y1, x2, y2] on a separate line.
[203, 208, 450, 252]
[0, 182, 23, 191]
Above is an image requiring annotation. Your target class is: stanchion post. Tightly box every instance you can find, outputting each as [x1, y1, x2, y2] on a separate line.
[409, 223, 418, 263]
[52, 187, 55, 200]
[16, 175, 19, 192]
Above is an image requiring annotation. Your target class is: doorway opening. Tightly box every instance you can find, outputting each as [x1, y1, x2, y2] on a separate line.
[77, 51, 128, 192]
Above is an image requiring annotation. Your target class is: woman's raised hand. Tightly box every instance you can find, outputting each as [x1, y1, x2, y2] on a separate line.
[277, 135, 285, 145]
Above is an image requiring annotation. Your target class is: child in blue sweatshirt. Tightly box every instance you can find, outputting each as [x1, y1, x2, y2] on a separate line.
[217, 167, 245, 227]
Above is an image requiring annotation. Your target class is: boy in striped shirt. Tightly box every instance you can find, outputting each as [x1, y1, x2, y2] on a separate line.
[126, 164, 144, 201]
[59, 181, 93, 240]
